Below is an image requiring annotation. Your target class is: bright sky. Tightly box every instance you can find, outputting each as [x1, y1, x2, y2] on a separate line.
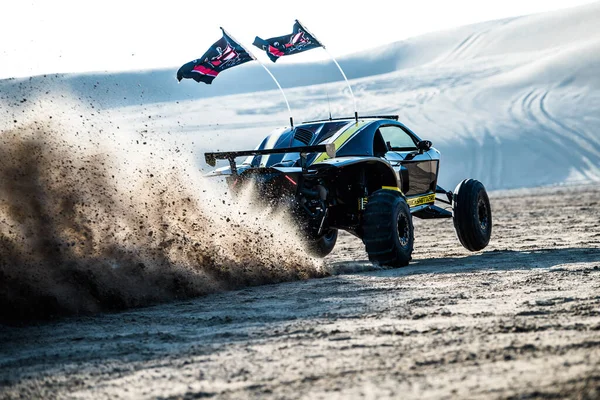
[0, 0, 596, 79]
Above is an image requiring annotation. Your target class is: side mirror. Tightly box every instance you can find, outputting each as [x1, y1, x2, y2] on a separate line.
[417, 140, 432, 153]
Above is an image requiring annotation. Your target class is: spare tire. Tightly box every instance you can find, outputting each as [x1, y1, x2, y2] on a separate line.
[452, 179, 492, 251]
[306, 229, 338, 257]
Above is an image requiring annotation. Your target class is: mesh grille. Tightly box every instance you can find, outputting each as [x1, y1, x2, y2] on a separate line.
[293, 128, 313, 145]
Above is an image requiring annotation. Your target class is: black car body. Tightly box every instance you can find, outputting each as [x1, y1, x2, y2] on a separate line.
[206, 116, 492, 266]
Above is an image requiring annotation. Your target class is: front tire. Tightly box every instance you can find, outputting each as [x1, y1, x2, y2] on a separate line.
[362, 189, 414, 267]
[452, 179, 492, 251]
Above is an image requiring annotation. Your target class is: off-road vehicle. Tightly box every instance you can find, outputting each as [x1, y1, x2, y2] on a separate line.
[205, 116, 492, 266]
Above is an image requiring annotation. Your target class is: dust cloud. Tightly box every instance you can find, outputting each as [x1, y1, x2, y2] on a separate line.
[0, 88, 322, 323]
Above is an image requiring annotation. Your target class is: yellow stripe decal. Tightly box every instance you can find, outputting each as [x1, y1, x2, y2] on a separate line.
[382, 186, 401, 192]
[406, 193, 436, 208]
[311, 121, 368, 164]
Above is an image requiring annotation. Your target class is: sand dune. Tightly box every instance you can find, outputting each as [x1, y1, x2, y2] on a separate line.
[5, 0, 589, 190]
[1, 3, 599, 398]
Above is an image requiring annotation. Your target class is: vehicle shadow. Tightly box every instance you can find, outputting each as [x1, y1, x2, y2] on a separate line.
[328, 247, 600, 277]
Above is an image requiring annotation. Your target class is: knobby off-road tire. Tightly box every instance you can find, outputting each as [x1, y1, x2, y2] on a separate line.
[362, 189, 414, 267]
[452, 179, 492, 251]
[307, 229, 338, 257]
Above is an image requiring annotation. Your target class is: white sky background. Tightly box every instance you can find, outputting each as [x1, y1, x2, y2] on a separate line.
[0, 0, 596, 79]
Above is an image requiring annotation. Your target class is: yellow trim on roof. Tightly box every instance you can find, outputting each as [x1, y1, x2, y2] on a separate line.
[311, 121, 368, 164]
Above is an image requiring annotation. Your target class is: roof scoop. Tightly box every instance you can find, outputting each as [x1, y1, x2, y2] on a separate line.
[293, 127, 314, 145]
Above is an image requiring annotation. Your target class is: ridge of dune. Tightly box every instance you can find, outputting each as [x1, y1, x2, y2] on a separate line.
[2, 2, 599, 190]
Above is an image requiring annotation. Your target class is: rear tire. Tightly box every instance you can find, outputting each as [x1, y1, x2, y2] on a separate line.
[306, 229, 338, 257]
[452, 179, 492, 251]
[362, 189, 414, 267]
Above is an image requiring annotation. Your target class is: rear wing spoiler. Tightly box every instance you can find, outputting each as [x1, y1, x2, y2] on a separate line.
[204, 144, 336, 173]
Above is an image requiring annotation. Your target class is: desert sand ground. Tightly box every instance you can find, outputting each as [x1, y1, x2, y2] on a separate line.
[1, 3, 600, 398]
[1, 184, 598, 399]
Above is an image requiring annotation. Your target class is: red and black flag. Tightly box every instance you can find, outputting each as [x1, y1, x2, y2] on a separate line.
[177, 28, 255, 84]
[253, 20, 323, 63]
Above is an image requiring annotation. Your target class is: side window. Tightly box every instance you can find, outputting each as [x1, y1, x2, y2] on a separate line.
[379, 126, 417, 151]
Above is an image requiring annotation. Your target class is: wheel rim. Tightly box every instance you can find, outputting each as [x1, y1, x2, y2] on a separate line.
[323, 229, 336, 241]
[477, 194, 489, 231]
[397, 213, 410, 247]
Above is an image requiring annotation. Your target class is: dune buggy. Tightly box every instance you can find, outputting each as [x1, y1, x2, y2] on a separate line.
[205, 116, 492, 266]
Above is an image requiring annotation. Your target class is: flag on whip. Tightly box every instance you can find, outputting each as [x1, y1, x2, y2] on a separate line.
[177, 28, 255, 84]
[254, 20, 358, 121]
[253, 20, 323, 62]
[176, 27, 296, 127]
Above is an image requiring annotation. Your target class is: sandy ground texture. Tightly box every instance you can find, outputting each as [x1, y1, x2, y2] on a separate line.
[1, 184, 599, 399]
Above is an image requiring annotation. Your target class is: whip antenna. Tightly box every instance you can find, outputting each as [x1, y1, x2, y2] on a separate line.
[221, 27, 294, 128]
[327, 90, 332, 121]
[296, 20, 358, 122]
[324, 47, 358, 122]
[258, 62, 294, 128]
